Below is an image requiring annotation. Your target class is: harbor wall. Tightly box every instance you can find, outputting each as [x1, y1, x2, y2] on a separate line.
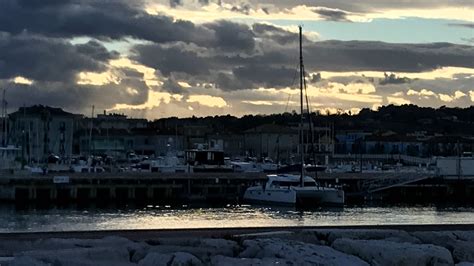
[0, 172, 473, 204]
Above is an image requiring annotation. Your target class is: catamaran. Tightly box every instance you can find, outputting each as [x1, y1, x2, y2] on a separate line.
[243, 26, 345, 207]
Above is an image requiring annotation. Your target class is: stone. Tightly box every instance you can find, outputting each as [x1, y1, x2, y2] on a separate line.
[313, 229, 421, 244]
[19, 247, 131, 265]
[332, 238, 454, 266]
[451, 241, 474, 263]
[413, 231, 474, 263]
[453, 231, 474, 242]
[199, 238, 239, 256]
[0, 241, 34, 256]
[456, 262, 474, 266]
[138, 252, 174, 266]
[171, 252, 202, 266]
[8, 256, 50, 266]
[211, 255, 291, 266]
[412, 231, 458, 246]
[239, 238, 368, 266]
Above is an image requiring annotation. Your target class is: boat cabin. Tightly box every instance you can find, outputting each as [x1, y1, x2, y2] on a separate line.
[266, 174, 317, 188]
[185, 149, 226, 166]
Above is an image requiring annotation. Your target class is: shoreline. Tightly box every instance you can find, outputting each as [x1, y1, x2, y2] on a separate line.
[1, 223, 473, 241]
[1, 225, 474, 265]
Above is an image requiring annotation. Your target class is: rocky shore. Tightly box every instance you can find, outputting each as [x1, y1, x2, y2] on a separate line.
[1, 228, 473, 265]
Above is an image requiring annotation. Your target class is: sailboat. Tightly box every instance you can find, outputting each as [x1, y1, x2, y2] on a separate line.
[243, 26, 344, 207]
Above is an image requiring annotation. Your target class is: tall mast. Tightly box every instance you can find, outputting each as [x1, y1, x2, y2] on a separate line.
[89, 105, 95, 156]
[299, 26, 305, 187]
[1, 89, 4, 146]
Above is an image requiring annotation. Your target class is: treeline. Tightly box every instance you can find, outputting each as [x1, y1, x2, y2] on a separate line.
[151, 105, 474, 135]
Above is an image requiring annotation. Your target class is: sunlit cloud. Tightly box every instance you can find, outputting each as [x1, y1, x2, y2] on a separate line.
[186, 95, 227, 108]
[320, 67, 474, 81]
[109, 58, 161, 87]
[11, 76, 33, 85]
[77, 71, 121, 86]
[145, 2, 474, 23]
[387, 96, 411, 105]
[109, 90, 182, 110]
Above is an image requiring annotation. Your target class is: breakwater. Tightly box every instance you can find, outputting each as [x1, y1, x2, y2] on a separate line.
[1, 225, 473, 265]
[1, 172, 473, 204]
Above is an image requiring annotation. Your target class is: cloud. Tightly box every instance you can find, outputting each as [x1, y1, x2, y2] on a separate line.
[379, 73, 411, 85]
[312, 7, 351, 22]
[448, 23, 474, 29]
[0, 33, 116, 82]
[147, 0, 474, 22]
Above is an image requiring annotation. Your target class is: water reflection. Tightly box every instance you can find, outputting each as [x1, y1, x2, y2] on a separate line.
[0, 203, 473, 233]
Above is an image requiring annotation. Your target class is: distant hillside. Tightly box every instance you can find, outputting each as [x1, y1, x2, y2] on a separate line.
[150, 105, 474, 135]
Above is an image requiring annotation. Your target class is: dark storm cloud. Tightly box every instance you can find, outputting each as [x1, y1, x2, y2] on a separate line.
[162, 78, 186, 94]
[241, 0, 473, 13]
[233, 65, 296, 88]
[0, 0, 213, 44]
[448, 23, 474, 29]
[133, 35, 474, 90]
[133, 43, 211, 76]
[230, 4, 251, 15]
[169, 0, 182, 8]
[2, 78, 149, 113]
[303, 41, 474, 72]
[252, 23, 301, 45]
[0, 34, 115, 82]
[17, 0, 73, 9]
[204, 21, 255, 52]
[76, 40, 120, 61]
[312, 7, 351, 22]
[379, 73, 411, 85]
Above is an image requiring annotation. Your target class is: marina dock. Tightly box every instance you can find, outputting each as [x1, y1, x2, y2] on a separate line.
[1, 172, 473, 204]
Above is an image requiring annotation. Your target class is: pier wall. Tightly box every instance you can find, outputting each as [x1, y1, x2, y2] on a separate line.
[1, 172, 473, 204]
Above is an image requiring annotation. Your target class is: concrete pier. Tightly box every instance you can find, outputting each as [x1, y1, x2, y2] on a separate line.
[1, 172, 473, 204]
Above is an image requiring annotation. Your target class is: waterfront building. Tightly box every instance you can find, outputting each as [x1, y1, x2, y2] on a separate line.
[243, 124, 298, 163]
[8, 105, 80, 163]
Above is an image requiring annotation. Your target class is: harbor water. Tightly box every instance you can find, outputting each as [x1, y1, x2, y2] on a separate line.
[1, 204, 473, 233]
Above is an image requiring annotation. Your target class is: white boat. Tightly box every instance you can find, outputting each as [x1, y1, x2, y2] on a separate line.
[243, 174, 344, 206]
[150, 153, 188, 173]
[243, 26, 344, 207]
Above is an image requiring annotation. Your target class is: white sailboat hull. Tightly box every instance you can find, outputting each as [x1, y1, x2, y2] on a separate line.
[243, 187, 297, 205]
[294, 187, 344, 206]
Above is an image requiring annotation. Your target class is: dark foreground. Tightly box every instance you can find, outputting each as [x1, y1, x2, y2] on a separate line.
[1, 225, 473, 265]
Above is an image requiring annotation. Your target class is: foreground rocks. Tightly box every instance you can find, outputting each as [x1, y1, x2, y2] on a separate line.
[1, 229, 474, 266]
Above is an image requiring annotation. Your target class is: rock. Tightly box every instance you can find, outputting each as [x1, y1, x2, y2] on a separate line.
[456, 262, 474, 266]
[239, 238, 368, 266]
[453, 231, 474, 242]
[313, 229, 421, 244]
[19, 247, 131, 265]
[199, 238, 239, 256]
[332, 238, 454, 266]
[0, 241, 34, 256]
[239, 240, 261, 258]
[413, 231, 474, 263]
[412, 231, 458, 246]
[8, 256, 50, 266]
[171, 252, 202, 266]
[452, 241, 474, 263]
[211, 255, 291, 265]
[138, 252, 173, 266]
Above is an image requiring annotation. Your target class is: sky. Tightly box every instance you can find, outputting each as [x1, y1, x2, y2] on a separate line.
[0, 0, 473, 119]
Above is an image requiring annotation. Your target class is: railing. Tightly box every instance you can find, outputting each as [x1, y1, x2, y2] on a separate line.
[332, 154, 434, 165]
[360, 173, 430, 194]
